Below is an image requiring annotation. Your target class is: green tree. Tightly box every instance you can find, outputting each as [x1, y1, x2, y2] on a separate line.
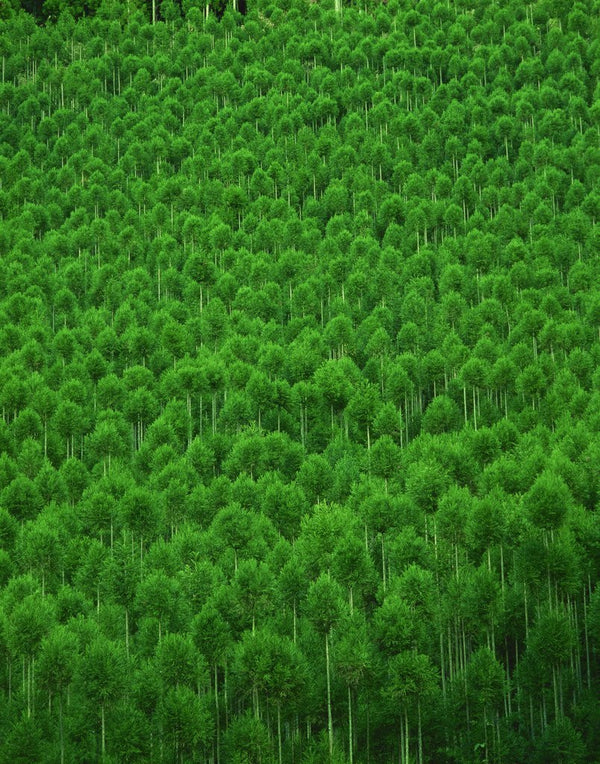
[75, 636, 127, 759]
[524, 471, 573, 533]
[159, 686, 214, 763]
[37, 625, 79, 764]
[306, 574, 346, 760]
[385, 651, 438, 764]
[4, 591, 55, 718]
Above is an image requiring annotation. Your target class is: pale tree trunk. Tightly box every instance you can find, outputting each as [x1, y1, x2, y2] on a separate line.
[325, 631, 333, 759]
[101, 703, 106, 757]
[214, 663, 221, 764]
[348, 685, 353, 764]
[277, 702, 283, 764]
[125, 609, 129, 658]
[417, 698, 423, 764]
[59, 694, 65, 764]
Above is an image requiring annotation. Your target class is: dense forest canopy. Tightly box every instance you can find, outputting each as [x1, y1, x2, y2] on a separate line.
[1, 0, 600, 761]
[3, 0, 239, 24]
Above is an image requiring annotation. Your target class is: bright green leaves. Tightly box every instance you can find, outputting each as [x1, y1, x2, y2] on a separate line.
[524, 471, 573, 531]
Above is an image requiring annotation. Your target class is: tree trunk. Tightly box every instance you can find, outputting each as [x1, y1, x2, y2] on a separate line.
[101, 703, 106, 757]
[417, 698, 423, 764]
[277, 702, 283, 764]
[583, 588, 592, 689]
[214, 663, 220, 764]
[293, 600, 297, 644]
[59, 694, 65, 764]
[348, 684, 353, 764]
[26, 656, 31, 718]
[326, 631, 333, 759]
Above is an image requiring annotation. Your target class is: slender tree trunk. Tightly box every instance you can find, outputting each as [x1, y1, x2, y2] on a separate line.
[417, 698, 423, 764]
[583, 589, 592, 689]
[125, 609, 129, 658]
[187, 393, 192, 447]
[440, 628, 446, 698]
[59, 694, 65, 764]
[325, 631, 333, 759]
[26, 656, 31, 718]
[101, 703, 106, 757]
[277, 702, 283, 764]
[293, 600, 297, 644]
[214, 663, 220, 764]
[552, 666, 559, 720]
[348, 684, 353, 764]
[224, 659, 229, 727]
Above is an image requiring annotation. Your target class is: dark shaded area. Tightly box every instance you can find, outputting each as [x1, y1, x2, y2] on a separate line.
[14, 0, 247, 23]
[19, 0, 44, 18]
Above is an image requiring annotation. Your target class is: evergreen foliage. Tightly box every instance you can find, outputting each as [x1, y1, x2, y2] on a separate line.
[0, 0, 600, 760]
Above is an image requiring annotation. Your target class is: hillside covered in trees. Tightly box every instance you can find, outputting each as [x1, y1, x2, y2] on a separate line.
[1, 0, 600, 761]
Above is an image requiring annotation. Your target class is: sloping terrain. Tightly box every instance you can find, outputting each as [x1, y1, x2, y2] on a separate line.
[1, 0, 600, 761]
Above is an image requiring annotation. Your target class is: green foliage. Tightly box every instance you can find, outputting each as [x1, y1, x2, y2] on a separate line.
[0, 0, 599, 760]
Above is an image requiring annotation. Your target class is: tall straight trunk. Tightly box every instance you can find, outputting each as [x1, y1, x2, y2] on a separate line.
[214, 663, 220, 764]
[483, 707, 489, 762]
[417, 698, 423, 764]
[552, 666, 560, 720]
[125, 609, 129, 658]
[348, 685, 353, 764]
[583, 589, 592, 689]
[277, 702, 283, 764]
[26, 656, 31, 718]
[59, 694, 65, 764]
[186, 394, 192, 447]
[447, 624, 454, 683]
[399, 722, 403, 764]
[224, 660, 229, 727]
[101, 703, 106, 757]
[325, 631, 333, 759]
[439, 628, 446, 698]
[293, 600, 297, 644]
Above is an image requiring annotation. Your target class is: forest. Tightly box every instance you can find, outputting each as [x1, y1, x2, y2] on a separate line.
[1, 0, 600, 761]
